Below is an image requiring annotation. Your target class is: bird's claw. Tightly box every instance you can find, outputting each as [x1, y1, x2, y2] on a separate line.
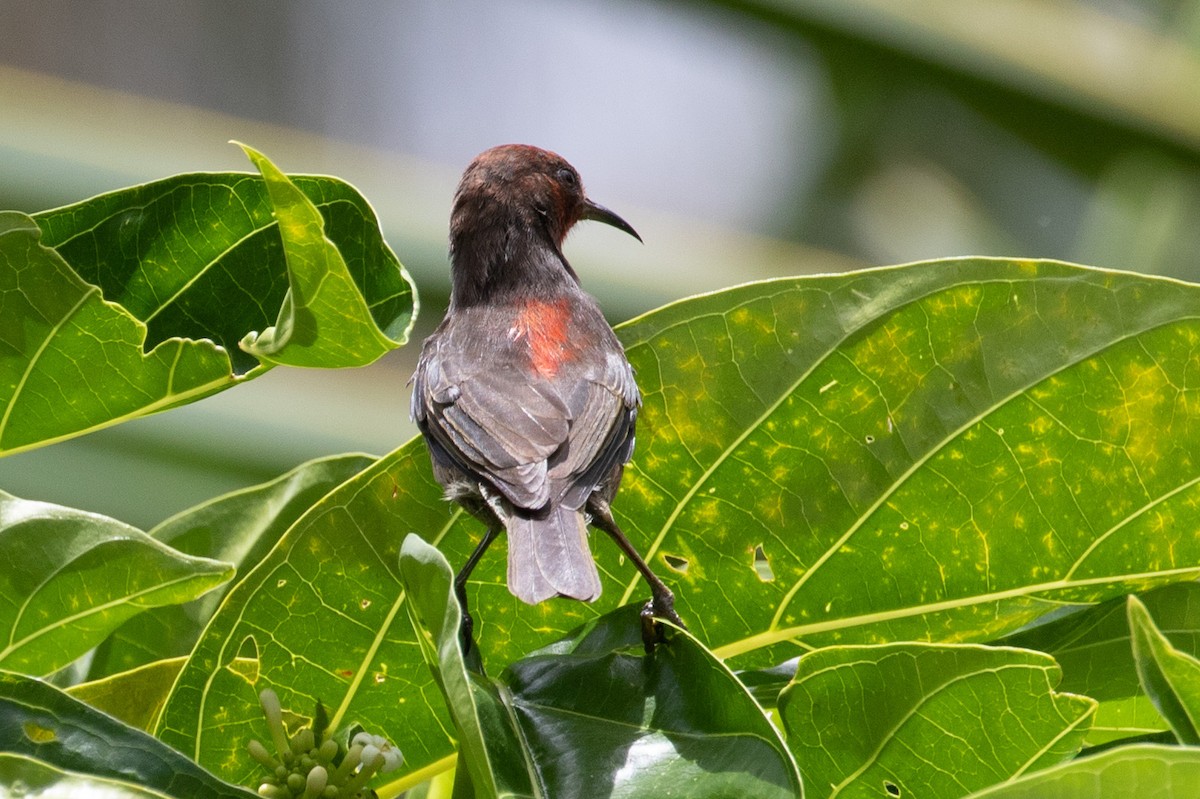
[640, 588, 685, 653]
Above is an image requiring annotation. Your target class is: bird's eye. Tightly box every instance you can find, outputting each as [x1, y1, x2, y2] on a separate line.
[556, 167, 577, 186]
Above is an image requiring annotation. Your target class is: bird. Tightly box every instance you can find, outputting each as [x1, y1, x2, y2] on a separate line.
[410, 144, 682, 650]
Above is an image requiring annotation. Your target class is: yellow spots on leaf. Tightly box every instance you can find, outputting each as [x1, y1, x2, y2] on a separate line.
[22, 722, 55, 744]
[691, 497, 721, 526]
[1029, 416, 1054, 437]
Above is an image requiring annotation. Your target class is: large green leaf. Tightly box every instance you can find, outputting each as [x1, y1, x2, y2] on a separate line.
[89, 453, 375, 678]
[0, 671, 256, 799]
[1, 147, 415, 455]
[158, 259, 1200, 784]
[1129, 595, 1200, 745]
[612, 258, 1200, 666]
[779, 643, 1094, 799]
[962, 744, 1200, 799]
[0, 490, 231, 676]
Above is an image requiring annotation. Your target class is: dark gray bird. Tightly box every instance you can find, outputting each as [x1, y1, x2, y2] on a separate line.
[410, 144, 682, 649]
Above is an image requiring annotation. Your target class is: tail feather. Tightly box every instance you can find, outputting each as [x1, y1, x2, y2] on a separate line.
[507, 506, 601, 604]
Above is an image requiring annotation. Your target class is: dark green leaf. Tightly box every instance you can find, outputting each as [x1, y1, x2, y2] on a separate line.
[780, 643, 1094, 799]
[0, 490, 231, 675]
[501, 609, 803, 799]
[0, 753, 175, 799]
[962, 744, 1200, 798]
[89, 453, 374, 678]
[1128, 595, 1200, 745]
[401, 534, 803, 799]
[0, 671, 257, 798]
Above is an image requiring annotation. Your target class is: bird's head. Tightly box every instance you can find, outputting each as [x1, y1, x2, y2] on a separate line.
[446, 145, 641, 307]
[451, 144, 640, 250]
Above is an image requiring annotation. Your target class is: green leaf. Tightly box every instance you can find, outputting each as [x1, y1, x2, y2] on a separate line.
[962, 744, 1200, 798]
[67, 657, 186, 732]
[608, 258, 1200, 666]
[399, 533, 537, 799]
[400, 534, 803, 799]
[158, 259, 1200, 785]
[0, 671, 257, 798]
[0, 211, 237, 455]
[779, 643, 1094, 799]
[89, 453, 375, 678]
[3, 147, 415, 455]
[235, 143, 405, 367]
[1129, 595, 1200, 745]
[0, 490, 232, 676]
[499, 610, 804, 799]
[999, 583, 1200, 746]
[0, 753, 176, 799]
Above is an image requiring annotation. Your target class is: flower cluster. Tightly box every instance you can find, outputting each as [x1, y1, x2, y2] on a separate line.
[248, 689, 402, 799]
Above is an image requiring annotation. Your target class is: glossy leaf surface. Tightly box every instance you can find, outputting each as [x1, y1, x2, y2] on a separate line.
[0, 753, 175, 799]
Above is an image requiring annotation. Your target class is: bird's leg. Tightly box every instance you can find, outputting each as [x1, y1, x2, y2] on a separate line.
[454, 523, 501, 653]
[589, 500, 685, 652]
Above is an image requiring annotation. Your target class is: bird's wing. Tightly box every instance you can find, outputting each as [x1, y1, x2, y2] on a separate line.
[550, 346, 640, 510]
[413, 308, 639, 514]
[414, 334, 570, 510]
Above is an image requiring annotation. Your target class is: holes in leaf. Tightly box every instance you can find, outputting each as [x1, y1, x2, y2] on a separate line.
[663, 554, 689, 574]
[226, 635, 261, 686]
[753, 544, 775, 582]
[883, 780, 901, 797]
[864, 434, 876, 444]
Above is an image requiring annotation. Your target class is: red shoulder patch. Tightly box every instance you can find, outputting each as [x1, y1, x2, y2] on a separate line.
[511, 298, 573, 377]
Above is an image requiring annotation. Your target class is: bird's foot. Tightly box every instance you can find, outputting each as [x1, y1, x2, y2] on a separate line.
[639, 588, 685, 653]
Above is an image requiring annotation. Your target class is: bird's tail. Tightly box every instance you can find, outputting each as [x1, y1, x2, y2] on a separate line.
[507, 505, 602, 604]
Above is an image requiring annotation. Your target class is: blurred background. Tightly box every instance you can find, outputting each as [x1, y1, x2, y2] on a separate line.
[2, 0, 1199, 527]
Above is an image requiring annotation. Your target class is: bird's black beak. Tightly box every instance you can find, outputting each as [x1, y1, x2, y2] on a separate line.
[582, 199, 642, 243]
